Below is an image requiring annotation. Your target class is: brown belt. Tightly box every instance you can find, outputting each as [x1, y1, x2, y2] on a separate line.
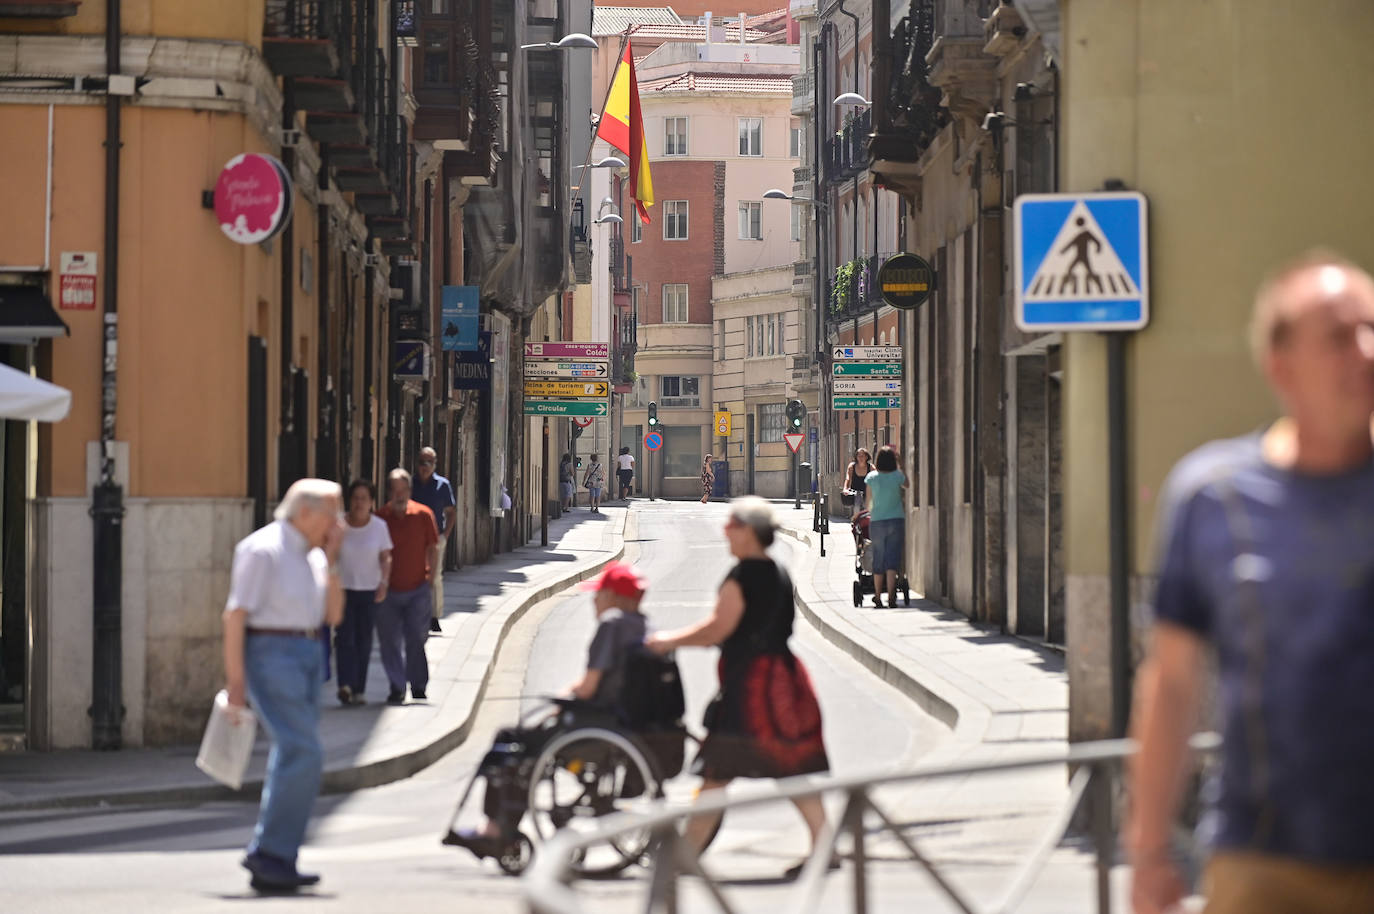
[246, 626, 318, 639]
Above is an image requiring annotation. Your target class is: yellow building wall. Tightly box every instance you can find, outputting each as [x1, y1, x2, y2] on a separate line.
[2, 0, 267, 46]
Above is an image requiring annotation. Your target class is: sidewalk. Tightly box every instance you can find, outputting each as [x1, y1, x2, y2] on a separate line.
[0, 506, 628, 812]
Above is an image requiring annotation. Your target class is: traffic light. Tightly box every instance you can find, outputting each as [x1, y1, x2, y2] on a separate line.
[787, 399, 806, 430]
[648, 401, 658, 427]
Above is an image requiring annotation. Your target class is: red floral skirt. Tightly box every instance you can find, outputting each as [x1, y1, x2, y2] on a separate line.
[694, 652, 830, 781]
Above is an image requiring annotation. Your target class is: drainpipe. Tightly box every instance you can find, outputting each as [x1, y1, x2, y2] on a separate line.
[91, 0, 126, 750]
[836, 0, 860, 266]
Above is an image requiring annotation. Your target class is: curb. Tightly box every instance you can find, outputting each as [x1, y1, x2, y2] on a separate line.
[0, 521, 629, 813]
[776, 524, 991, 756]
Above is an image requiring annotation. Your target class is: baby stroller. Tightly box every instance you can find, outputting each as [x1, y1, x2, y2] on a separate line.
[443, 652, 689, 876]
[851, 510, 910, 607]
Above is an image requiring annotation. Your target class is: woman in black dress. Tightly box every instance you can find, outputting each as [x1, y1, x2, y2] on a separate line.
[647, 496, 830, 878]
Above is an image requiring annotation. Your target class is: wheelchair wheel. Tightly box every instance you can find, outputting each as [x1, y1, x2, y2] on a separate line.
[526, 727, 663, 876]
[852, 580, 862, 607]
[902, 580, 911, 606]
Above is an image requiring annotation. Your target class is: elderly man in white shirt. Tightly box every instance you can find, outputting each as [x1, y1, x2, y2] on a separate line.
[223, 478, 344, 893]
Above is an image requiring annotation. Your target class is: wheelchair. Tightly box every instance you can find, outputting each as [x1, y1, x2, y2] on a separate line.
[443, 697, 680, 877]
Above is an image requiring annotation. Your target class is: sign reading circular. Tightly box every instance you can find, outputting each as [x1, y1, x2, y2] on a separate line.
[644, 431, 663, 451]
[214, 153, 293, 245]
[877, 253, 936, 310]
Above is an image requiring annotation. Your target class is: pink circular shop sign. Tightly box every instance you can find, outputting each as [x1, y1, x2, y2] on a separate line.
[214, 153, 293, 245]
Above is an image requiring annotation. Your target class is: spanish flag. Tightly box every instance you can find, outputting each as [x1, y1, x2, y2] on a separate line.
[595, 43, 654, 223]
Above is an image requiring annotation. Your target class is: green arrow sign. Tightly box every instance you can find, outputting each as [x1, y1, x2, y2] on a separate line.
[832, 362, 903, 376]
[832, 396, 903, 410]
[523, 399, 609, 417]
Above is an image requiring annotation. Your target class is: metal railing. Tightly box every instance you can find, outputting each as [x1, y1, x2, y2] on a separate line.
[524, 734, 1220, 914]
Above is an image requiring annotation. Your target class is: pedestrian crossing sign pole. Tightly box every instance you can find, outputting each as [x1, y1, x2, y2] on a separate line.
[1014, 191, 1149, 332]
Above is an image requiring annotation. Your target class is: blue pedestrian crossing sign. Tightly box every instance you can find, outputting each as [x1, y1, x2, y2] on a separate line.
[1014, 191, 1149, 332]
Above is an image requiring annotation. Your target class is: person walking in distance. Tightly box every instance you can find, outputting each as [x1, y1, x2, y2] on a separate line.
[843, 447, 872, 522]
[411, 447, 456, 634]
[1127, 252, 1374, 914]
[583, 452, 606, 513]
[376, 468, 439, 705]
[647, 497, 831, 880]
[559, 452, 576, 512]
[223, 479, 344, 892]
[699, 454, 716, 504]
[333, 480, 392, 706]
[616, 446, 635, 500]
[864, 445, 907, 608]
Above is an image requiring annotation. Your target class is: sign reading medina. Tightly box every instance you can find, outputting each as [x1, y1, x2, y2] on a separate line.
[214, 153, 293, 245]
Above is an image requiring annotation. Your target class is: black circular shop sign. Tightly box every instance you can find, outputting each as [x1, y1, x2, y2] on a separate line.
[877, 253, 936, 310]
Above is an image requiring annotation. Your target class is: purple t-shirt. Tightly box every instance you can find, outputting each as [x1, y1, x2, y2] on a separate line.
[1152, 433, 1374, 862]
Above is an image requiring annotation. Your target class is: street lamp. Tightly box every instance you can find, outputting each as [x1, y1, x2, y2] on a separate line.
[520, 33, 597, 50]
[572, 156, 627, 172]
[594, 213, 623, 225]
[763, 188, 830, 209]
[832, 92, 871, 107]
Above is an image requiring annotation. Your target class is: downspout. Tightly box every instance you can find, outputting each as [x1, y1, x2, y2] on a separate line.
[91, 0, 126, 750]
[836, 0, 859, 267]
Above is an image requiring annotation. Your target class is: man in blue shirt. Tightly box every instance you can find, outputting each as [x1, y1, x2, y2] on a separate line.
[1127, 253, 1374, 914]
[412, 447, 456, 633]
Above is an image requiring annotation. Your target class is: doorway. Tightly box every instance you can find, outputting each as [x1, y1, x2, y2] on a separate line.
[0, 345, 32, 748]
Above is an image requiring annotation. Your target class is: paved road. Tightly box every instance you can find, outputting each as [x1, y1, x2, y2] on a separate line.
[0, 501, 950, 913]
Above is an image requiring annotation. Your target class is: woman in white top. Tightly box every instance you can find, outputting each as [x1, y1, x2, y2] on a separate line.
[335, 479, 393, 705]
[616, 446, 636, 500]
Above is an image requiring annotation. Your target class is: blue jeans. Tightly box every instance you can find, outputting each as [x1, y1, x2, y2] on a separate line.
[374, 585, 430, 695]
[244, 633, 324, 863]
[868, 517, 905, 575]
[335, 589, 376, 695]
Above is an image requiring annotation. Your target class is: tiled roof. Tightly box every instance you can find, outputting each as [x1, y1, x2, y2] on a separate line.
[629, 23, 771, 41]
[592, 6, 683, 36]
[640, 72, 795, 95]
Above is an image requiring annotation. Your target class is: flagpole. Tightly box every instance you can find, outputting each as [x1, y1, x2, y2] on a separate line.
[572, 26, 633, 195]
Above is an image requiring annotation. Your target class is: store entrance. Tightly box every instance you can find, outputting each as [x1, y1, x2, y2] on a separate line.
[0, 344, 32, 750]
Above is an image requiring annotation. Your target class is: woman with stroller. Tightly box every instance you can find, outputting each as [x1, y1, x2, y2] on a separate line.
[842, 448, 872, 521]
[647, 497, 831, 880]
[864, 445, 908, 608]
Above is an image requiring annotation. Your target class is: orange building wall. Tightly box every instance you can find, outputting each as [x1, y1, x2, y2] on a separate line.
[2, 0, 268, 46]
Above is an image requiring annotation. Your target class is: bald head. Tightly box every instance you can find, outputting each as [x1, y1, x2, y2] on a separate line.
[1250, 250, 1374, 363]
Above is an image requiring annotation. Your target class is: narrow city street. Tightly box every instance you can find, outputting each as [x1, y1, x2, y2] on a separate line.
[0, 502, 952, 912]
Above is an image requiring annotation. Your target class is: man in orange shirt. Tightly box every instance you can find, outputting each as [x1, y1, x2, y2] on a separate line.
[375, 468, 439, 705]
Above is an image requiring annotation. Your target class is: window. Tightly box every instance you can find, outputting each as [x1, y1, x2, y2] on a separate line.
[746, 316, 754, 357]
[737, 202, 762, 240]
[660, 375, 700, 408]
[421, 27, 453, 85]
[775, 313, 786, 354]
[766, 314, 775, 354]
[630, 215, 641, 243]
[790, 205, 803, 242]
[754, 315, 764, 356]
[789, 125, 803, 158]
[759, 402, 786, 443]
[664, 117, 688, 156]
[664, 200, 688, 240]
[663, 426, 702, 477]
[738, 117, 762, 156]
[662, 283, 688, 323]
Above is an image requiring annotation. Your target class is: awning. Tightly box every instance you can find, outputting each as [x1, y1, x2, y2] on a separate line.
[0, 285, 70, 344]
[0, 362, 71, 422]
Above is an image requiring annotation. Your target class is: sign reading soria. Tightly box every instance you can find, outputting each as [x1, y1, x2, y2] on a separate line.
[214, 153, 293, 245]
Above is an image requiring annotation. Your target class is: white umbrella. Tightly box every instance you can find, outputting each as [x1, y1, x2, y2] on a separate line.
[0, 361, 71, 422]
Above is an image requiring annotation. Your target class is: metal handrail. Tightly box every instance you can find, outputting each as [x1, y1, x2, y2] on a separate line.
[522, 733, 1221, 914]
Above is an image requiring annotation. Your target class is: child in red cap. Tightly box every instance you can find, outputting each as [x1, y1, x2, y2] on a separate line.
[445, 561, 650, 862]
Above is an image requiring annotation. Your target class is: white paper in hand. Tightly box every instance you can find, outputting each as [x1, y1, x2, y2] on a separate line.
[195, 690, 257, 789]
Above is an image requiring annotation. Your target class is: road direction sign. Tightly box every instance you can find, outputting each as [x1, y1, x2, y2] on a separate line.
[783, 432, 804, 454]
[523, 361, 609, 379]
[524, 380, 609, 399]
[714, 411, 732, 436]
[1014, 191, 1149, 332]
[523, 400, 609, 417]
[573, 416, 594, 428]
[524, 342, 609, 360]
[831, 361, 902, 377]
[644, 431, 663, 451]
[832, 396, 902, 410]
[832, 378, 903, 394]
[832, 345, 903, 361]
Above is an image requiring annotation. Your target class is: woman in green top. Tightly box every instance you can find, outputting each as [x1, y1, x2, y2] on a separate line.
[864, 445, 908, 608]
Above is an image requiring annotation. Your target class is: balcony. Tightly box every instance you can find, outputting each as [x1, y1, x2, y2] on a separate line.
[870, 4, 948, 193]
[824, 108, 870, 185]
[826, 254, 896, 322]
[790, 71, 814, 116]
[608, 236, 627, 292]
